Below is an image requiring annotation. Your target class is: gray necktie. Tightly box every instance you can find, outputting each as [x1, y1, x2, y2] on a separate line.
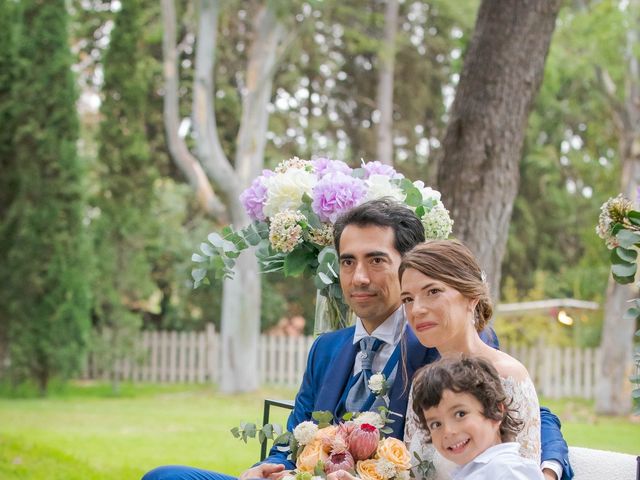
[345, 336, 384, 412]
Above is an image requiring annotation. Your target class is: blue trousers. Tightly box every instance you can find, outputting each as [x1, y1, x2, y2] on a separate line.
[142, 466, 237, 480]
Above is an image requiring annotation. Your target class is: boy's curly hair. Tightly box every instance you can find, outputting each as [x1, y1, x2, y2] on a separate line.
[411, 356, 523, 443]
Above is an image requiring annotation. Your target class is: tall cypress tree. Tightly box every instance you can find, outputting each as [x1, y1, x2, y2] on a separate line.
[4, 0, 91, 394]
[92, 0, 158, 391]
[0, 0, 20, 370]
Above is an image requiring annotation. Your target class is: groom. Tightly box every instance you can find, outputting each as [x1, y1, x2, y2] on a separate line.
[143, 199, 572, 480]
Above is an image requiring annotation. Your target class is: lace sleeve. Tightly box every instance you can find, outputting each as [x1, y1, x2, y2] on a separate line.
[404, 385, 455, 480]
[502, 376, 542, 463]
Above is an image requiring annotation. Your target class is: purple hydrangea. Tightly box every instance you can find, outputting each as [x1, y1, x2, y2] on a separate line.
[312, 157, 352, 178]
[311, 173, 367, 223]
[362, 160, 401, 179]
[239, 169, 274, 221]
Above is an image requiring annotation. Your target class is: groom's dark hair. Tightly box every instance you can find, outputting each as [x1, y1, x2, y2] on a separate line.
[333, 197, 425, 255]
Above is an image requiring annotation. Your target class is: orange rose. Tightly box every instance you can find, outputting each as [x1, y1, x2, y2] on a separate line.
[376, 437, 411, 470]
[316, 425, 339, 453]
[356, 459, 385, 480]
[296, 438, 329, 473]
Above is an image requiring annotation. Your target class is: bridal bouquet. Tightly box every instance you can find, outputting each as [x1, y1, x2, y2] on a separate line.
[192, 157, 453, 331]
[233, 410, 413, 480]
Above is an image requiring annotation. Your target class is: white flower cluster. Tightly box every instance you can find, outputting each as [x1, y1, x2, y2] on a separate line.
[422, 203, 454, 240]
[352, 411, 385, 429]
[293, 420, 319, 446]
[274, 156, 313, 173]
[269, 210, 307, 253]
[596, 194, 633, 249]
[375, 458, 398, 479]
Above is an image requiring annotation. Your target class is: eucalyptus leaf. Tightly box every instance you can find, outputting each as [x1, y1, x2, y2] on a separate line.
[616, 229, 640, 249]
[207, 233, 225, 248]
[628, 210, 640, 226]
[623, 307, 640, 322]
[318, 271, 333, 285]
[613, 272, 635, 284]
[200, 242, 216, 257]
[613, 247, 637, 264]
[192, 253, 206, 263]
[192, 268, 207, 284]
[404, 186, 422, 207]
[612, 262, 637, 278]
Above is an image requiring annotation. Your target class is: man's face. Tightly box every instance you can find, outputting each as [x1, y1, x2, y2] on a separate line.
[338, 225, 402, 332]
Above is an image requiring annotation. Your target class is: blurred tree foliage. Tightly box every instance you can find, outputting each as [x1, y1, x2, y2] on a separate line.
[0, 0, 91, 394]
[2, 0, 630, 392]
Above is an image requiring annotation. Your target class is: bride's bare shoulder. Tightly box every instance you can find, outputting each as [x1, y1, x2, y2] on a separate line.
[490, 350, 530, 382]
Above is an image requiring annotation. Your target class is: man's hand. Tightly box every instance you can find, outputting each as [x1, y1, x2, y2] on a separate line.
[239, 463, 286, 480]
[542, 468, 558, 480]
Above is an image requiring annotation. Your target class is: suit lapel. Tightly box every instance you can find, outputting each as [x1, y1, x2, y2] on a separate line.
[315, 331, 358, 416]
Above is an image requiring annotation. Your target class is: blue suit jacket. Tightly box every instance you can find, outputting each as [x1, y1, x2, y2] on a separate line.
[261, 324, 573, 479]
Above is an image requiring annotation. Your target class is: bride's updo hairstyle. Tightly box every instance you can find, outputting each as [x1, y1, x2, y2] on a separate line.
[398, 239, 493, 332]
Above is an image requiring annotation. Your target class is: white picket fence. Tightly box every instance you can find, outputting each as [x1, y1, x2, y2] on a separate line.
[82, 324, 607, 399]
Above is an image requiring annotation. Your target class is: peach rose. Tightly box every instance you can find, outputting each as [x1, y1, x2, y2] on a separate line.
[356, 459, 385, 480]
[296, 437, 329, 473]
[376, 437, 411, 470]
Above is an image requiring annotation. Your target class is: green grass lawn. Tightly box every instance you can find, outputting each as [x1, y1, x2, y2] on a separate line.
[0, 383, 638, 480]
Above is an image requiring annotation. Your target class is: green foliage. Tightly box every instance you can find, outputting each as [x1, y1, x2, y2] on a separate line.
[1, 0, 91, 394]
[91, 0, 160, 390]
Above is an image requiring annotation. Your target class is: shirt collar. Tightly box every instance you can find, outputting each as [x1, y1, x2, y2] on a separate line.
[353, 305, 406, 346]
[452, 442, 520, 476]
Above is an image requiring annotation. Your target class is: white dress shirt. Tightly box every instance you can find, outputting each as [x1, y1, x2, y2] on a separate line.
[351, 305, 406, 376]
[452, 442, 545, 480]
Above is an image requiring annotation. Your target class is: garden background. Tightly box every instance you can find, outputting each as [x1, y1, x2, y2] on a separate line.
[0, 0, 638, 478]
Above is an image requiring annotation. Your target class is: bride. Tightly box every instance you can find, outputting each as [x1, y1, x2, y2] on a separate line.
[399, 240, 540, 479]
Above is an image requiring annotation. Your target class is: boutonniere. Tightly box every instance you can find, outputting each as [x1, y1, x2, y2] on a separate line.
[368, 372, 390, 397]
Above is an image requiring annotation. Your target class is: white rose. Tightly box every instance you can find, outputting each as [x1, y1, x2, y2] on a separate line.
[353, 411, 385, 429]
[364, 175, 405, 202]
[412, 180, 441, 202]
[368, 372, 385, 394]
[293, 421, 319, 446]
[263, 168, 317, 218]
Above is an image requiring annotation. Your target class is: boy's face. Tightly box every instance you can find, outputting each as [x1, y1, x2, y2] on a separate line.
[422, 389, 501, 466]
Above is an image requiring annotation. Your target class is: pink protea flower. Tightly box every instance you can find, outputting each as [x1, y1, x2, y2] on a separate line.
[324, 451, 356, 474]
[329, 432, 349, 454]
[348, 423, 380, 461]
[338, 421, 357, 438]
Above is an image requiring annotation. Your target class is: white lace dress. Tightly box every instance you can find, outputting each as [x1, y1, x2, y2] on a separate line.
[404, 376, 541, 480]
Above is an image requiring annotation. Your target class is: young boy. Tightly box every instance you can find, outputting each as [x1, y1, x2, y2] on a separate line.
[411, 356, 544, 480]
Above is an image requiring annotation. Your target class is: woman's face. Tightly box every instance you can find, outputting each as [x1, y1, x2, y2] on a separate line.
[400, 268, 476, 351]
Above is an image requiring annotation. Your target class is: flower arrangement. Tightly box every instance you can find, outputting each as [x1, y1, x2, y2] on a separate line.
[596, 194, 640, 412]
[233, 410, 415, 480]
[192, 157, 453, 331]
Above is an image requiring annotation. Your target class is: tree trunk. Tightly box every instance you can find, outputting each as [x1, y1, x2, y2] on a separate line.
[187, 0, 285, 393]
[160, 0, 226, 219]
[376, 0, 398, 165]
[436, 0, 561, 300]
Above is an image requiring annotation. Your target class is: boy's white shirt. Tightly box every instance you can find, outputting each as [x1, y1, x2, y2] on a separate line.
[451, 442, 545, 480]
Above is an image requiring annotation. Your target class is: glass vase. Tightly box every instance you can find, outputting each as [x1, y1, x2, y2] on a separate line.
[313, 289, 355, 335]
